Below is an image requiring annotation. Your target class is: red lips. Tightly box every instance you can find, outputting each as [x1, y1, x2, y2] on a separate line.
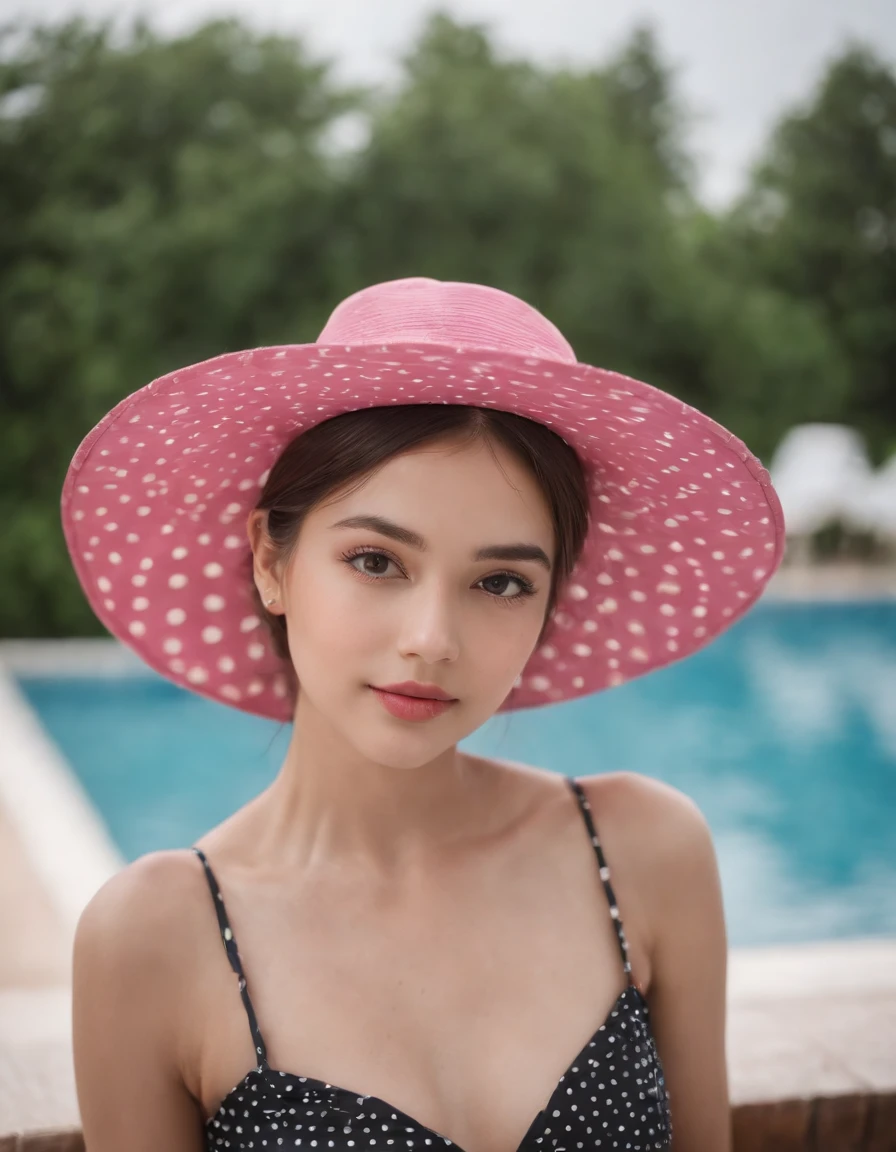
[374, 680, 456, 701]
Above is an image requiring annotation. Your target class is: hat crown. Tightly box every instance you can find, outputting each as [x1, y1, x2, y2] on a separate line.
[317, 277, 578, 364]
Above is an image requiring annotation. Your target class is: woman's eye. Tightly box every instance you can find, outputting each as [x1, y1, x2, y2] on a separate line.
[480, 574, 510, 596]
[479, 573, 532, 599]
[344, 550, 534, 601]
[346, 551, 396, 577]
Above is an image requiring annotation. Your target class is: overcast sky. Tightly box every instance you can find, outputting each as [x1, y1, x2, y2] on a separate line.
[6, 0, 895, 204]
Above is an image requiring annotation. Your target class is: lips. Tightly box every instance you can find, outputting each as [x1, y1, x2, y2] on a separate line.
[369, 686, 457, 722]
[374, 681, 456, 701]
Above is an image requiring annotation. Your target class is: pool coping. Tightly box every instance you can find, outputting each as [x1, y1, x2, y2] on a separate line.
[1, 637, 896, 1129]
[0, 658, 123, 938]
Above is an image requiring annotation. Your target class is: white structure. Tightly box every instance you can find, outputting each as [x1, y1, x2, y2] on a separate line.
[848, 453, 896, 543]
[769, 424, 876, 539]
[770, 423, 896, 554]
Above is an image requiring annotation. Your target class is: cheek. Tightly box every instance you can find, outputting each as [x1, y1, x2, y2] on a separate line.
[284, 562, 384, 658]
[489, 617, 543, 673]
[460, 607, 543, 692]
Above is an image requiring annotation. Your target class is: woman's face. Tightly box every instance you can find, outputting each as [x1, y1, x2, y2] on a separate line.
[255, 436, 556, 768]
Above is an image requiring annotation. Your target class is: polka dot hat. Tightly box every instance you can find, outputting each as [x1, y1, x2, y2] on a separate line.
[62, 277, 785, 721]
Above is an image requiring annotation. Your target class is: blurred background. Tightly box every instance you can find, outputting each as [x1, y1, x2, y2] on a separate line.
[0, 0, 895, 1140]
[1, 0, 896, 637]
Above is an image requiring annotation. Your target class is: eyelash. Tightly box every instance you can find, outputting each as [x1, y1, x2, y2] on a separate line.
[340, 547, 538, 604]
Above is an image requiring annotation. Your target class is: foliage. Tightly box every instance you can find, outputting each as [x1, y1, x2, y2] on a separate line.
[728, 46, 896, 460]
[0, 18, 358, 635]
[0, 15, 893, 636]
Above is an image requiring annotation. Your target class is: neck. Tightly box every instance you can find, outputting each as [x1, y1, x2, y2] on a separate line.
[251, 694, 499, 879]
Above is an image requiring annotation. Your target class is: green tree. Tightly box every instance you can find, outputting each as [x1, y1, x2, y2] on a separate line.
[1, 15, 893, 639]
[602, 23, 694, 191]
[344, 15, 710, 404]
[0, 18, 358, 635]
[729, 45, 896, 461]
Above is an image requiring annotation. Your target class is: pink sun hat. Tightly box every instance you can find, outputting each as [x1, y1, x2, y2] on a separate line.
[62, 277, 785, 721]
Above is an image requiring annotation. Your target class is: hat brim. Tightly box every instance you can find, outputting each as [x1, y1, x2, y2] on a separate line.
[62, 341, 785, 720]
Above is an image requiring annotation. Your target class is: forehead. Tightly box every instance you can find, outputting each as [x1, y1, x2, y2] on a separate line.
[317, 438, 555, 543]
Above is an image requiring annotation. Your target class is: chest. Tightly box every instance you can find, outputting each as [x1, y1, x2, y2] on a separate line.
[192, 843, 653, 1152]
[204, 992, 671, 1152]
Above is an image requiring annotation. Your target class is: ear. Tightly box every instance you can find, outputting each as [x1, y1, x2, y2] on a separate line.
[246, 509, 284, 615]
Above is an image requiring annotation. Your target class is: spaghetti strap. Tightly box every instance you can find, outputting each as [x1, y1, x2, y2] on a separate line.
[566, 777, 635, 986]
[191, 847, 269, 1069]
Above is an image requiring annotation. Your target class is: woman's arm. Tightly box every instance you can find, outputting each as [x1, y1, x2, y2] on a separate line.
[583, 773, 731, 1152]
[72, 855, 205, 1151]
[638, 778, 731, 1151]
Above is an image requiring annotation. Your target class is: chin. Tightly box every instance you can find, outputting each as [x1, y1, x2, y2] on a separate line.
[359, 724, 460, 769]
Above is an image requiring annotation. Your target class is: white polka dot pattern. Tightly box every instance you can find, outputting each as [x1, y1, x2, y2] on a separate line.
[201, 993, 670, 1152]
[61, 278, 784, 720]
[193, 778, 672, 1151]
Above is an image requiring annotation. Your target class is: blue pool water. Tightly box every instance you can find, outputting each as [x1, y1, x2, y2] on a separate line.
[17, 601, 896, 948]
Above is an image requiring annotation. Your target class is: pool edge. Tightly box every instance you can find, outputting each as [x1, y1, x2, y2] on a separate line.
[0, 660, 124, 939]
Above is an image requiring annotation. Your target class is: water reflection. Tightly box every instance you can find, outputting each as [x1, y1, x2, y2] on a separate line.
[718, 827, 896, 944]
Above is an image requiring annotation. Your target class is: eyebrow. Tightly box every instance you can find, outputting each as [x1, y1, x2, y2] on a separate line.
[330, 514, 552, 571]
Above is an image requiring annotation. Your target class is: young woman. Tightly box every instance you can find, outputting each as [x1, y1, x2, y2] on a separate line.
[65, 277, 784, 1152]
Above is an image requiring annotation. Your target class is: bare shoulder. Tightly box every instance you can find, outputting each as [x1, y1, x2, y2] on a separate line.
[484, 757, 713, 862]
[73, 849, 215, 1147]
[76, 848, 206, 937]
[574, 771, 721, 951]
[482, 757, 711, 843]
[578, 770, 713, 856]
[74, 848, 210, 992]
[574, 772, 722, 888]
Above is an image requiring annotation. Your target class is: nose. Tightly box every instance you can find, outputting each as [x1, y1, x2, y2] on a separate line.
[396, 579, 461, 665]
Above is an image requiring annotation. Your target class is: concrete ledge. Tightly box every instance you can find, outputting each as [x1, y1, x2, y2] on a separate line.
[728, 991, 896, 1103]
[0, 666, 123, 938]
[729, 937, 896, 1002]
[0, 639, 145, 679]
[766, 562, 896, 600]
[0, 992, 78, 1134]
[727, 936, 896, 1107]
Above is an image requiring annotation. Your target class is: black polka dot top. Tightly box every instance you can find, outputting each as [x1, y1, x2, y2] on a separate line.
[193, 776, 673, 1151]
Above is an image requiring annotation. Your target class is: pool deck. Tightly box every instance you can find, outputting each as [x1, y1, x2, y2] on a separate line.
[2, 594, 896, 1134]
[766, 559, 896, 599]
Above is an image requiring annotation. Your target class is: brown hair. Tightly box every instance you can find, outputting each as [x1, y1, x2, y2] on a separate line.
[253, 404, 590, 683]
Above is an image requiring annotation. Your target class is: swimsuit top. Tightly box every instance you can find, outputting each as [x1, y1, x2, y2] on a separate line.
[194, 776, 673, 1151]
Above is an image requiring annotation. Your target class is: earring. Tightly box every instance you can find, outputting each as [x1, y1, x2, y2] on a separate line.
[265, 593, 277, 607]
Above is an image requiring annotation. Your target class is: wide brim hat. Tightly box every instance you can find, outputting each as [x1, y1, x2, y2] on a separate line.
[62, 277, 785, 721]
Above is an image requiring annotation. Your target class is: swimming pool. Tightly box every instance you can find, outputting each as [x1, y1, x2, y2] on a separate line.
[15, 601, 896, 949]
